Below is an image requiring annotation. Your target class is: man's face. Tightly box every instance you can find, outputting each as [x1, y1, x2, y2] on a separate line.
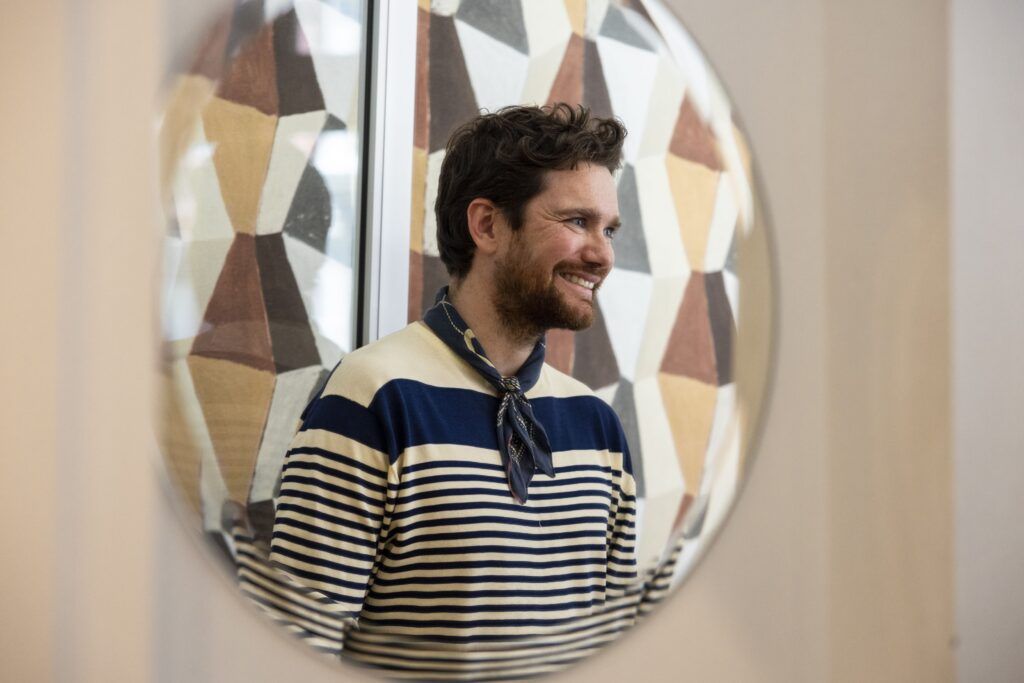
[492, 162, 620, 340]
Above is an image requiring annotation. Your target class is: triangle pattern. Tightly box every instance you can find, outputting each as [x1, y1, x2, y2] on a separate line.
[670, 95, 723, 171]
[660, 273, 717, 385]
[614, 164, 650, 272]
[657, 372, 717, 496]
[281, 115, 339, 252]
[546, 33, 584, 105]
[273, 8, 326, 116]
[455, 18, 530, 113]
[599, 4, 652, 52]
[217, 22, 279, 116]
[256, 110, 328, 235]
[203, 96, 278, 235]
[581, 38, 613, 119]
[572, 302, 619, 389]
[187, 354, 276, 503]
[596, 33, 659, 162]
[428, 15, 480, 153]
[598, 267, 654, 383]
[191, 234, 275, 372]
[545, 328, 575, 375]
[456, 0, 529, 55]
[255, 233, 321, 373]
[704, 271, 736, 386]
[665, 153, 720, 270]
[295, 0, 363, 124]
[612, 379, 645, 498]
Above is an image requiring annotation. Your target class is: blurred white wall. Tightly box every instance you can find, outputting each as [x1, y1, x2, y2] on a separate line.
[952, 0, 1024, 680]
[1, 0, 1021, 681]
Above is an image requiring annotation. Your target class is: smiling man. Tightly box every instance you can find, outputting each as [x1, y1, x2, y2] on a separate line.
[269, 104, 639, 678]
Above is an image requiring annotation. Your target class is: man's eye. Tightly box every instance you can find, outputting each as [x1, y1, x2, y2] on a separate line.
[566, 217, 587, 228]
[604, 226, 618, 239]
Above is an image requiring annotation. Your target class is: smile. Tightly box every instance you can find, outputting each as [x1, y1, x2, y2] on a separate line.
[559, 273, 596, 291]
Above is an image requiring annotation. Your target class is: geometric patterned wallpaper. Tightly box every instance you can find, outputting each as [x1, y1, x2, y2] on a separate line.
[159, 0, 365, 543]
[407, 0, 761, 579]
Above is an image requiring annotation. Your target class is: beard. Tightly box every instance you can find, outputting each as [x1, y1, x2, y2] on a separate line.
[492, 237, 600, 342]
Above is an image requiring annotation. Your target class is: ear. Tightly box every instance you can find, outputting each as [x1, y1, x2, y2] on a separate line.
[465, 198, 504, 257]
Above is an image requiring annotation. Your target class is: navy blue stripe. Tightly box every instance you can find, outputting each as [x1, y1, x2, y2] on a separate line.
[369, 570, 605, 587]
[282, 459, 388, 495]
[281, 473, 386, 509]
[606, 568, 638, 579]
[272, 530, 377, 565]
[268, 548, 369, 593]
[272, 516, 379, 550]
[384, 543, 606, 560]
[400, 459, 504, 475]
[349, 605, 637, 644]
[238, 584, 344, 636]
[397, 460, 616, 478]
[359, 598, 605, 615]
[359, 614, 609, 629]
[389, 499, 610, 521]
[286, 445, 387, 479]
[393, 485, 613, 506]
[369, 380, 630, 456]
[275, 501, 381, 537]
[268, 548, 372, 589]
[301, 394, 392, 456]
[389, 528, 607, 548]
[275, 488, 385, 525]
[342, 625, 623, 664]
[385, 514, 610, 538]
[379, 556, 607, 573]
[366, 585, 601, 600]
[396, 471, 615, 492]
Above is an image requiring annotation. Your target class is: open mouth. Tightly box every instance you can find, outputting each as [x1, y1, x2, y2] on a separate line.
[558, 272, 597, 294]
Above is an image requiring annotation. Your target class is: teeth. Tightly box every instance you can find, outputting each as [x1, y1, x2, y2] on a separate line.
[561, 273, 595, 290]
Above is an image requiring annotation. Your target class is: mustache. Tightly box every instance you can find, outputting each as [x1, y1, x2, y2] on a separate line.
[554, 263, 610, 285]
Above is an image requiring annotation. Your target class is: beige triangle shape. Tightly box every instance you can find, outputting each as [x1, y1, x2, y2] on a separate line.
[666, 153, 720, 271]
[187, 355, 276, 503]
[202, 97, 278, 235]
[657, 372, 718, 496]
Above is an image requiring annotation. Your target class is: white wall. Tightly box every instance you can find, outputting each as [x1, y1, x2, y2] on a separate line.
[952, 1, 1024, 680]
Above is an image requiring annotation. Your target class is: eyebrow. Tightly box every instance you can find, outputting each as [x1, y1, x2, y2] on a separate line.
[559, 207, 622, 229]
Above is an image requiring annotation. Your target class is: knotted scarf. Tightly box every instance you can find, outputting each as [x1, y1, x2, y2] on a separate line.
[422, 286, 555, 503]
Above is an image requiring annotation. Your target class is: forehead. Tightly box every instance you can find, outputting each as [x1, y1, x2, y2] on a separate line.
[532, 163, 619, 215]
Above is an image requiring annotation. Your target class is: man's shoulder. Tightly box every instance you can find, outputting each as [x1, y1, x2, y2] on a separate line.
[530, 362, 618, 421]
[322, 323, 431, 406]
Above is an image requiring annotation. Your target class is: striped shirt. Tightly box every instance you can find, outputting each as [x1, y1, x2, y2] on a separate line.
[269, 320, 639, 678]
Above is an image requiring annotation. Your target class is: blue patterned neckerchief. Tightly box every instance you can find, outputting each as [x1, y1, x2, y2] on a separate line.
[422, 286, 555, 504]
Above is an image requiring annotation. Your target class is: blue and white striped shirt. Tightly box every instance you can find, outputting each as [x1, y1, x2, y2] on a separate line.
[269, 320, 639, 678]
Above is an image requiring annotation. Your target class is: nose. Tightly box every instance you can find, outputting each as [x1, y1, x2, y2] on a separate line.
[581, 228, 614, 274]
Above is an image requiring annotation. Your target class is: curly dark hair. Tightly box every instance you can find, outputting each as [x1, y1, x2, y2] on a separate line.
[434, 103, 627, 280]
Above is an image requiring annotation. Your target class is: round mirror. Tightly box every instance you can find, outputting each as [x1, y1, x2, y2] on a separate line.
[158, 0, 774, 678]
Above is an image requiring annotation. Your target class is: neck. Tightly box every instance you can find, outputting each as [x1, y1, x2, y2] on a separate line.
[448, 275, 540, 378]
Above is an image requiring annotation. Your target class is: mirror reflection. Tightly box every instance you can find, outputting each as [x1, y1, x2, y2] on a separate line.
[158, 0, 773, 679]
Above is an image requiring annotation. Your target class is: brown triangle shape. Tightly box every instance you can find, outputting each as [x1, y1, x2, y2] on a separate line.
[660, 273, 718, 384]
[217, 23, 279, 116]
[547, 33, 584, 106]
[191, 234, 275, 373]
[414, 8, 431, 150]
[545, 328, 576, 375]
[670, 96, 724, 171]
